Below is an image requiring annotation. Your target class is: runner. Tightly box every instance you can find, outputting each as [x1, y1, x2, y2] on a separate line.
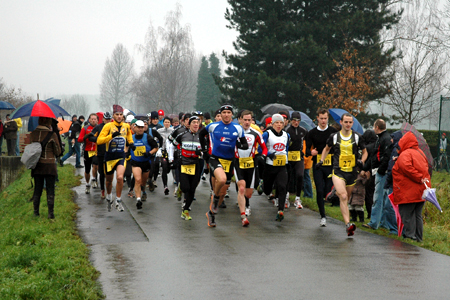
[130, 120, 159, 210]
[97, 105, 135, 212]
[262, 114, 290, 221]
[172, 116, 203, 220]
[199, 105, 248, 227]
[157, 117, 174, 195]
[235, 110, 267, 223]
[305, 108, 337, 227]
[318, 113, 367, 236]
[285, 111, 308, 209]
[78, 113, 99, 194]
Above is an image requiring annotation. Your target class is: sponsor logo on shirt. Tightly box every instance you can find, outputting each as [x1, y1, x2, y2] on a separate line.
[233, 132, 238, 136]
[273, 143, 285, 151]
[220, 137, 230, 143]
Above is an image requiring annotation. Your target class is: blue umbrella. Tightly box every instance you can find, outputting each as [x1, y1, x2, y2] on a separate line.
[0, 100, 15, 110]
[328, 108, 364, 135]
[28, 98, 64, 131]
[11, 100, 70, 119]
[288, 111, 315, 130]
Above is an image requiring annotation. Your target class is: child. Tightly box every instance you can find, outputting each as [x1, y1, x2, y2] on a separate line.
[349, 170, 368, 222]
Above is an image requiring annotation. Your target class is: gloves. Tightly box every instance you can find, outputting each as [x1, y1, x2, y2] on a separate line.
[143, 152, 150, 157]
[356, 159, 364, 170]
[268, 153, 276, 160]
[129, 143, 136, 151]
[195, 149, 202, 156]
[83, 132, 92, 141]
[315, 160, 323, 170]
[112, 131, 121, 138]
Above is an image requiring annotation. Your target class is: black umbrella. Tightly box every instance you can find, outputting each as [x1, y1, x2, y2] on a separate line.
[260, 103, 293, 115]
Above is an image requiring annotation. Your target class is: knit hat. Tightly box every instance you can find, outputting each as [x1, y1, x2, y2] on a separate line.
[113, 104, 123, 113]
[204, 112, 211, 120]
[150, 111, 158, 119]
[291, 111, 301, 121]
[158, 109, 164, 116]
[271, 114, 284, 124]
[265, 117, 272, 127]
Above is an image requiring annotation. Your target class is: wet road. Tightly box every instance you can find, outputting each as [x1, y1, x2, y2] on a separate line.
[71, 162, 450, 299]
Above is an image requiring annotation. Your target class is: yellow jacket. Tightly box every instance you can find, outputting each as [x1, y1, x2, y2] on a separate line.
[14, 118, 22, 129]
[97, 120, 133, 149]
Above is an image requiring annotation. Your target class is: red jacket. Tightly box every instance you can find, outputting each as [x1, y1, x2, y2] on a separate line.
[392, 131, 430, 205]
[78, 124, 97, 152]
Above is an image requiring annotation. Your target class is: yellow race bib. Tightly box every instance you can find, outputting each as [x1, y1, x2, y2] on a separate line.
[239, 157, 254, 169]
[339, 154, 355, 172]
[218, 159, 232, 173]
[288, 151, 301, 162]
[317, 154, 333, 166]
[273, 155, 286, 166]
[181, 164, 196, 175]
[134, 146, 146, 157]
[88, 151, 96, 158]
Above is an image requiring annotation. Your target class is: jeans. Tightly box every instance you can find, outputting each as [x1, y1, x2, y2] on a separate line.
[368, 173, 398, 234]
[6, 138, 16, 156]
[61, 140, 81, 166]
[15, 132, 20, 156]
[303, 168, 313, 198]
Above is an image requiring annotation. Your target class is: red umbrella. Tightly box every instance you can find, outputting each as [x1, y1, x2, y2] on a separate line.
[11, 100, 70, 119]
[388, 193, 404, 237]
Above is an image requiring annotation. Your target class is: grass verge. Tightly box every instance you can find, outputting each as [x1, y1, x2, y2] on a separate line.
[299, 170, 450, 256]
[0, 165, 104, 299]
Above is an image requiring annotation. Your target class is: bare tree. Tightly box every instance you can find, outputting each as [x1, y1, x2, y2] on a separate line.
[0, 78, 33, 109]
[60, 94, 90, 118]
[100, 43, 135, 109]
[135, 4, 198, 114]
[379, 1, 449, 125]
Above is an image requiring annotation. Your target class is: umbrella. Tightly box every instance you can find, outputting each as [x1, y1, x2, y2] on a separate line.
[400, 122, 433, 176]
[11, 100, 70, 119]
[57, 118, 72, 134]
[423, 181, 443, 212]
[167, 114, 178, 119]
[328, 108, 364, 135]
[288, 111, 315, 130]
[28, 98, 65, 131]
[0, 101, 15, 110]
[261, 103, 293, 115]
[388, 193, 404, 237]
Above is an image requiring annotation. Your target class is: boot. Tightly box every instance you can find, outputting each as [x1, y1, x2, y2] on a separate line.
[357, 211, 365, 223]
[350, 210, 357, 222]
[47, 195, 55, 219]
[33, 196, 40, 216]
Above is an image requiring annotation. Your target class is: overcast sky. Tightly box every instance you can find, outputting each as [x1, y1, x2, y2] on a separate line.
[0, 0, 237, 98]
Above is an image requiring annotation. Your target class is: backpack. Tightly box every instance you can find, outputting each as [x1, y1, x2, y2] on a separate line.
[21, 132, 53, 169]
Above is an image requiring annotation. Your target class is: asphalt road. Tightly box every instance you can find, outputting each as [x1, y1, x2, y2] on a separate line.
[71, 161, 450, 300]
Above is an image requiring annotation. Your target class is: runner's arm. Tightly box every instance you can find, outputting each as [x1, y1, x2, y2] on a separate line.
[198, 127, 209, 151]
[147, 135, 159, 155]
[77, 127, 86, 143]
[97, 124, 112, 145]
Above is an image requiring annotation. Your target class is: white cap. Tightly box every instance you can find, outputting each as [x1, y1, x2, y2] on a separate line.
[126, 115, 134, 123]
[123, 108, 130, 116]
[135, 120, 145, 127]
[272, 113, 284, 124]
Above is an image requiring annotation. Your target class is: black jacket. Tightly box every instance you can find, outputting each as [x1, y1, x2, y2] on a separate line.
[371, 130, 392, 175]
[69, 120, 82, 139]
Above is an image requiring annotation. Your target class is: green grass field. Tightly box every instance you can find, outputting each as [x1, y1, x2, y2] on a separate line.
[0, 165, 104, 299]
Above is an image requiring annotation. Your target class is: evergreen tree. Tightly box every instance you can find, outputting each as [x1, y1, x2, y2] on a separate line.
[218, 0, 401, 117]
[196, 54, 222, 114]
[209, 53, 222, 112]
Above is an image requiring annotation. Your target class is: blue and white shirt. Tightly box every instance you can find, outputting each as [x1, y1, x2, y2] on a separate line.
[205, 121, 245, 159]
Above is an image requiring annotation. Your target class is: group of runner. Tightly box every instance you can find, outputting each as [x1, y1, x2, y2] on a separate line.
[75, 104, 367, 236]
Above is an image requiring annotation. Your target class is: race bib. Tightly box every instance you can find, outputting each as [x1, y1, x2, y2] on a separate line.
[339, 154, 355, 171]
[218, 158, 232, 173]
[134, 146, 146, 157]
[273, 155, 286, 166]
[181, 164, 196, 175]
[317, 154, 333, 166]
[88, 151, 96, 158]
[288, 151, 301, 162]
[239, 157, 254, 169]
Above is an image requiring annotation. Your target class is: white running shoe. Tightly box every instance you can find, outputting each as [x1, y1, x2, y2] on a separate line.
[285, 199, 290, 209]
[294, 199, 303, 209]
[116, 199, 124, 212]
[85, 185, 91, 194]
[273, 198, 279, 207]
[320, 217, 327, 227]
[245, 206, 251, 216]
[106, 199, 112, 212]
[91, 180, 98, 189]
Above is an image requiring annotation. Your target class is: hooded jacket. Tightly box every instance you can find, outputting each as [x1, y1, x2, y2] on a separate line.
[371, 129, 392, 175]
[392, 131, 430, 205]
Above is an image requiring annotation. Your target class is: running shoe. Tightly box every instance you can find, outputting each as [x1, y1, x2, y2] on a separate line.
[101, 190, 106, 200]
[85, 185, 91, 194]
[127, 190, 135, 198]
[206, 211, 216, 227]
[273, 198, 278, 207]
[136, 199, 143, 210]
[225, 192, 229, 199]
[176, 186, 182, 201]
[164, 186, 169, 195]
[294, 199, 303, 209]
[91, 179, 98, 189]
[276, 211, 284, 222]
[257, 180, 264, 195]
[201, 175, 206, 181]
[116, 199, 124, 212]
[141, 191, 147, 201]
[181, 210, 192, 220]
[219, 201, 226, 208]
[285, 199, 290, 209]
[268, 193, 276, 201]
[210, 199, 219, 214]
[181, 201, 191, 211]
[245, 206, 251, 216]
[320, 217, 327, 227]
[346, 223, 356, 236]
[152, 180, 158, 188]
[242, 217, 250, 227]
[148, 181, 155, 192]
[173, 189, 177, 197]
[107, 199, 112, 212]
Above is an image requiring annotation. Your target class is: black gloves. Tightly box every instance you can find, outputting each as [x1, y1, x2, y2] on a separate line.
[268, 153, 276, 160]
[315, 160, 323, 169]
[112, 131, 121, 138]
[129, 143, 136, 151]
[83, 132, 92, 141]
[143, 152, 150, 157]
[195, 149, 202, 156]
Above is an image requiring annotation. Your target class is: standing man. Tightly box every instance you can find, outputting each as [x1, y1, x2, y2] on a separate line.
[3, 114, 18, 156]
[78, 113, 99, 194]
[97, 105, 135, 212]
[0, 116, 3, 156]
[199, 105, 248, 227]
[319, 113, 367, 236]
[305, 108, 337, 227]
[60, 115, 84, 168]
[363, 119, 397, 233]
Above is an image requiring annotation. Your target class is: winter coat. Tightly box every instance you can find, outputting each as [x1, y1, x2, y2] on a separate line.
[349, 172, 367, 206]
[371, 130, 392, 175]
[362, 129, 377, 172]
[392, 131, 430, 205]
[384, 130, 403, 190]
[3, 119, 18, 140]
[30, 125, 61, 177]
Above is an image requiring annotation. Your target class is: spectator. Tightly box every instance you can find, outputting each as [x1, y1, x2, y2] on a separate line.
[149, 111, 163, 130]
[158, 109, 165, 126]
[30, 117, 62, 218]
[0, 116, 3, 156]
[440, 132, 447, 153]
[60, 115, 84, 168]
[362, 129, 378, 219]
[14, 117, 22, 156]
[203, 112, 212, 126]
[171, 117, 180, 128]
[3, 114, 18, 156]
[392, 131, 430, 242]
[302, 140, 313, 198]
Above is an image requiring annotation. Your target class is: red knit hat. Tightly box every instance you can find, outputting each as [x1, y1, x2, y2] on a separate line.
[158, 109, 164, 116]
[113, 104, 123, 113]
[265, 117, 272, 127]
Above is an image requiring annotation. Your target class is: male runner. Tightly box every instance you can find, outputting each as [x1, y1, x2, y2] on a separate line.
[318, 113, 367, 236]
[78, 113, 99, 194]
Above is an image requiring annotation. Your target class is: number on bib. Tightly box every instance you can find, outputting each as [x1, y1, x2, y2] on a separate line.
[288, 151, 301, 162]
[239, 157, 254, 169]
[181, 164, 196, 175]
[317, 154, 333, 166]
[218, 159, 232, 173]
[339, 154, 355, 171]
[134, 146, 146, 157]
[273, 155, 286, 166]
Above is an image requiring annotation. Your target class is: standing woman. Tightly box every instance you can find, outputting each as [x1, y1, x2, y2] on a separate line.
[392, 131, 430, 242]
[262, 114, 290, 221]
[30, 117, 62, 218]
